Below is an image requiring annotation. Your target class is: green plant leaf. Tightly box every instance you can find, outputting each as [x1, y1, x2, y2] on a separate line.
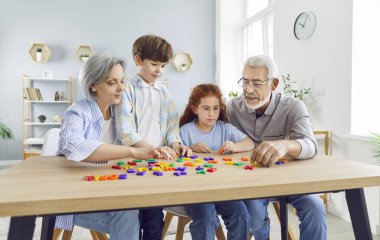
[0, 120, 14, 140]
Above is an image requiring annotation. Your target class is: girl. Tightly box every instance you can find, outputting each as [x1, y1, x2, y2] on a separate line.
[179, 84, 254, 240]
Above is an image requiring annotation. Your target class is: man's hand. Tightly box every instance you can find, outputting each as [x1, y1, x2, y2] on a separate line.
[189, 143, 211, 153]
[171, 142, 193, 157]
[250, 140, 288, 167]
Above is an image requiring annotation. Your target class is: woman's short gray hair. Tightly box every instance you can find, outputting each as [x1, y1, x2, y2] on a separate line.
[243, 55, 278, 80]
[80, 53, 126, 100]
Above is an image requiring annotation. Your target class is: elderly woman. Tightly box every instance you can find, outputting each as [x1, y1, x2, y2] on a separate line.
[56, 53, 158, 239]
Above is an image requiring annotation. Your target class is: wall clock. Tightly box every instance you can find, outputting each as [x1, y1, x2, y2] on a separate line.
[294, 11, 317, 40]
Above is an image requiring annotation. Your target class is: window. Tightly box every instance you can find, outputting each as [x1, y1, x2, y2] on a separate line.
[351, 0, 380, 135]
[242, 0, 274, 62]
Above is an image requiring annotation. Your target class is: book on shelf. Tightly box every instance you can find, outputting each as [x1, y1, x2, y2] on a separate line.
[24, 87, 43, 101]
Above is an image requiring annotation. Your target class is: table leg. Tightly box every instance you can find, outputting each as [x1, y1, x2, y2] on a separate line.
[346, 188, 373, 240]
[41, 215, 56, 240]
[279, 197, 288, 240]
[8, 216, 36, 240]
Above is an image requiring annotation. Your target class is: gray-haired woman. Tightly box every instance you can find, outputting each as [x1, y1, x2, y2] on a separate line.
[56, 53, 159, 239]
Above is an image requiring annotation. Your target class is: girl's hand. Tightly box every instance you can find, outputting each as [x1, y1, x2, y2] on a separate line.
[171, 142, 193, 157]
[189, 143, 211, 153]
[221, 141, 235, 153]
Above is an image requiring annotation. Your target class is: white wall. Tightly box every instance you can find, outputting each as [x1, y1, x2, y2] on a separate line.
[273, 0, 380, 233]
[0, 0, 215, 160]
[218, 0, 380, 234]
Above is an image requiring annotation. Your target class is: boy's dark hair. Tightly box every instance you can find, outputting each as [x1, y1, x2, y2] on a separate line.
[132, 34, 173, 62]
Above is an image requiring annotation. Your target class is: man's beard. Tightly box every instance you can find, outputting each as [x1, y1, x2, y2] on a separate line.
[244, 92, 271, 110]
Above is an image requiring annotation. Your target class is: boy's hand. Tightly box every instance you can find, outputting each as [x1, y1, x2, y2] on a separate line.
[158, 146, 177, 160]
[171, 142, 192, 157]
[220, 141, 235, 153]
[189, 143, 211, 153]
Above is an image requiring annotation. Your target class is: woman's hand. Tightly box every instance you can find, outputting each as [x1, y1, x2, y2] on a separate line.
[130, 146, 161, 159]
[157, 146, 177, 160]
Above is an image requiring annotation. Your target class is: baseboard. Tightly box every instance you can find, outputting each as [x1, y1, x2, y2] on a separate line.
[327, 203, 351, 223]
[0, 160, 22, 167]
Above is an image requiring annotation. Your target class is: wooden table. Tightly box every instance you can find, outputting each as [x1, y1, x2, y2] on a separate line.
[1, 153, 380, 240]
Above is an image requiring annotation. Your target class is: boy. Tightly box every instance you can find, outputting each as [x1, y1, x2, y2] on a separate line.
[115, 34, 192, 240]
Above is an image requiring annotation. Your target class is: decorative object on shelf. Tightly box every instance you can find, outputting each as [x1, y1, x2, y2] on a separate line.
[0, 120, 14, 140]
[294, 11, 317, 40]
[53, 115, 61, 123]
[281, 74, 311, 101]
[54, 91, 60, 101]
[37, 115, 46, 123]
[172, 52, 193, 72]
[36, 48, 42, 62]
[369, 132, 380, 163]
[59, 91, 66, 101]
[28, 43, 52, 63]
[76, 45, 93, 62]
[42, 69, 53, 79]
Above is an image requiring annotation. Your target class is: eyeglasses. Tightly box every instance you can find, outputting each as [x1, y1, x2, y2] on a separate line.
[237, 77, 271, 89]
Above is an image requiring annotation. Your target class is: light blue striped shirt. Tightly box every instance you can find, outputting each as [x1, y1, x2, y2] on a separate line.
[115, 75, 181, 147]
[58, 98, 114, 161]
[56, 98, 113, 230]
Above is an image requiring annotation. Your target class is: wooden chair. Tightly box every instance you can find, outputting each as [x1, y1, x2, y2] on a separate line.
[313, 130, 330, 207]
[41, 128, 109, 240]
[265, 131, 330, 240]
[162, 207, 226, 240]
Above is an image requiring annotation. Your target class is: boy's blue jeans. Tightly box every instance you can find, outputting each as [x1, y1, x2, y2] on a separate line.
[185, 201, 250, 240]
[73, 210, 139, 240]
[139, 207, 164, 240]
[244, 194, 326, 240]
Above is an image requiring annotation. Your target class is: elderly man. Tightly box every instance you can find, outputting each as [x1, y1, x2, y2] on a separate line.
[227, 55, 326, 240]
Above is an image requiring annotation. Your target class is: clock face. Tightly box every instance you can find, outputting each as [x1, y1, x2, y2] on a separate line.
[294, 11, 317, 40]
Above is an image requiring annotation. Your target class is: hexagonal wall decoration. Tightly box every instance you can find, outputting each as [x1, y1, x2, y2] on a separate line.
[172, 52, 193, 72]
[28, 43, 51, 63]
[76, 45, 93, 62]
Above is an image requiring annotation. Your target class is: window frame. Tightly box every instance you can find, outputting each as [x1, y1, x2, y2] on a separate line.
[241, 0, 274, 62]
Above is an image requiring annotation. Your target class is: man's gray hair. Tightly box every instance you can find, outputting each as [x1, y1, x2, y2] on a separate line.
[243, 55, 278, 80]
[80, 53, 126, 100]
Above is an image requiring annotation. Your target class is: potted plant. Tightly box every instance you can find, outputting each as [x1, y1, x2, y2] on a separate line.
[281, 74, 311, 101]
[180, 63, 187, 71]
[0, 120, 14, 140]
[81, 54, 90, 62]
[369, 133, 380, 162]
[36, 48, 42, 62]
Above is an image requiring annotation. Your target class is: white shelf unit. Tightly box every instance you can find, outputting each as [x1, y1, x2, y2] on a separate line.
[22, 74, 72, 159]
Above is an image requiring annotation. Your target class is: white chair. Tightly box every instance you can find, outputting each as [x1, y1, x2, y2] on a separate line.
[41, 128, 108, 240]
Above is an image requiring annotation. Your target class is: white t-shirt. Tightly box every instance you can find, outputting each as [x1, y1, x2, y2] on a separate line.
[100, 119, 115, 144]
[137, 80, 161, 147]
